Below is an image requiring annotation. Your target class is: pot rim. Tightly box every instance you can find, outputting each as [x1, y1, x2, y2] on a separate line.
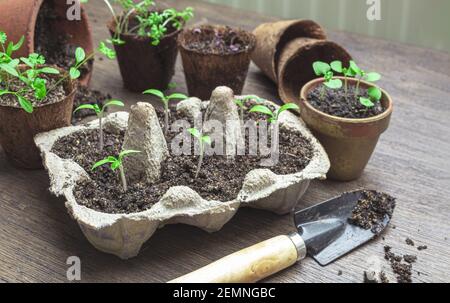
[0, 64, 77, 111]
[178, 24, 257, 57]
[300, 76, 393, 124]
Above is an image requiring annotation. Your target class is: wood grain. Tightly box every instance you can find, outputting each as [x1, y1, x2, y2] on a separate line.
[0, 0, 449, 283]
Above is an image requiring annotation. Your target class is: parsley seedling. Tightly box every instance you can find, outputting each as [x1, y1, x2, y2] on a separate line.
[74, 100, 125, 151]
[143, 88, 188, 134]
[92, 150, 141, 192]
[188, 128, 212, 179]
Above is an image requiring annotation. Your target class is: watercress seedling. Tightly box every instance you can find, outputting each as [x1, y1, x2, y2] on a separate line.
[92, 149, 141, 192]
[249, 103, 299, 124]
[188, 128, 211, 179]
[74, 100, 125, 151]
[313, 61, 343, 101]
[143, 88, 188, 134]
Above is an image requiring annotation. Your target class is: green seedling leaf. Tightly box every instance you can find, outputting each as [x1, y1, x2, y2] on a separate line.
[75, 47, 86, 64]
[234, 99, 244, 108]
[69, 67, 81, 79]
[324, 78, 343, 89]
[73, 104, 100, 114]
[278, 103, 300, 116]
[350, 60, 361, 74]
[0, 63, 19, 77]
[188, 128, 201, 138]
[143, 88, 165, 99]
[201, 135, 212, 145]
[32, 77, 47, 100]
[39, 67, 60, 75]
[102, 100, 125, 111]
[167, 93, 188, 100]
[368, 87, 382, 101]
[330, 61, 343, 73]
[92, 157, 116, 170]
[0, 32, 7, 44]
[98, 42, 116, 59]
[360, 97, 375, 108]
[249, 105, 275, 118]
[364, 72, 381, 82]
[313, 61, 331, 76]
[17, 95, 33, 113]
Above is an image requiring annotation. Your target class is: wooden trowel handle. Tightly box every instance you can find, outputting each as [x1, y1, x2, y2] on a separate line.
[169, 234, 306, 283]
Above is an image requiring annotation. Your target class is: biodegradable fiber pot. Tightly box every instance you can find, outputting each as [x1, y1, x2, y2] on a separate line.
[252, 20, 352, 104]
[178, 25, 256, 100]
[108, 18, 181, 93]
[0, 66, 76, 169]
[300, 77, 393, 181]
[0, 0, 94, 86]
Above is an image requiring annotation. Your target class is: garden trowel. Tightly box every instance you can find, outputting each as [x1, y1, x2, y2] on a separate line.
[169, 190, 391, 283]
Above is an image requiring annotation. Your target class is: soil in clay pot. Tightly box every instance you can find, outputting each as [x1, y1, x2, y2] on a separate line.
[72, 87, 112, 123]
[307, 85, 385, 119]
[51, 99, 314, 214]
[34, 0, 92, 79]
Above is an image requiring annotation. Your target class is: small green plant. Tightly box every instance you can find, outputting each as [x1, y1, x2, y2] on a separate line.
[143, 88, 188, 134]
[249, 103, 300, 124]
[91, 0, 194, 60]
[313, 61, 343, 101]
[359, 86, 382, 110]
[348, 61, 381, 98]
[73, 100, 125, 151]
[329, 60, 357, 98]
[92, 150, 141, 192]
[234, 95, 264, 122]
[188, 128, 211, 179]
[0, 30, 92, 113]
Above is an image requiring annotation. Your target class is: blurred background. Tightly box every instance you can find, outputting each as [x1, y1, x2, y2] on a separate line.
[204, 0, 450, 53]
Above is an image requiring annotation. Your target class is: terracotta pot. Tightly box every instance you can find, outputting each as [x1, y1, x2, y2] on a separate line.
[178, 25, 256, 100]
[278, 38, 352, 104]
[299, 77, 393, 181]
[108, 18, 181, 93]
[0, 0, 94, 86]
[252, 19, 327, 83]
[0, 65, 76, 169]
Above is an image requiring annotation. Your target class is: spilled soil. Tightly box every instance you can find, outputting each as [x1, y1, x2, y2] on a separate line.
[307, 85, 385, 119]
[52, 103, 315, 214]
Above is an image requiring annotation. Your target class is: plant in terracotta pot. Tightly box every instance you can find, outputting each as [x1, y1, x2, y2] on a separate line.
[299, 60, 393, 181]
[178, 25, 256, 100]
[93, 0, 194, 92]
[0, 30, 91, 169]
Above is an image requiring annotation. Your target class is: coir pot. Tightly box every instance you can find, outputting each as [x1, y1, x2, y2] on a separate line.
[178, 25, 256, 100]
[299, 77, 393, 181]
[0, 65, 76, 169]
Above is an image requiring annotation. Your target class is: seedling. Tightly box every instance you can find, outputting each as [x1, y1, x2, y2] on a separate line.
[188, 128, 211, 179]
[360, 86, 383, 110]
[90, 0, 193, 59]
[0, 30, 92, 113]
[313, 61, 343, 101]
[143, 88, 188, 134]
[74, 100, 125, 151]
[348, 61, 381, 97]
[92, 150, 141, 192]
[249, 103, 300, 124]
[329, 60, 357, 98]
[234, 95, 264, 122]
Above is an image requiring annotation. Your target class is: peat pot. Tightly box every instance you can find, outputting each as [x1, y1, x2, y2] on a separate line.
[300, 77, 393, 181]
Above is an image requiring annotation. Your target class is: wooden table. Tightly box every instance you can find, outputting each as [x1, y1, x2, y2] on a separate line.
[1, 0, 449, 283]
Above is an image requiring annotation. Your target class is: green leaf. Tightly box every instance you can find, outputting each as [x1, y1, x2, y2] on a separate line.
[102, 100, 125, 111]
[98, 42, 116, 59]
[324, 78, 343, 89]
[0, 63, 19, 77]
[0, 90, 13, 96]
[313, 61, 331, 76]
[188, 128, 201, 138]
[201, 135, 212, 145]
[13, 36, 25, 51]
[73, 104, 98, 113]
[234, 99, 244, 108]
[350, 61, 361, 74]
[32, 77, 47, 100]
[17, 95, 33, 113]
[92, 158, 116, 170]
[330, 61, 343, 73]
[364, 72, 381, 82]
[20, 57, 33, 68]
[75, 47, 86, 64]
[167, 93, 188, 100]
[143, 88, 165, 99]
[69, 67, 81, 80]
[360, 97, 375, 108]
[278, 103, 300, 117]
[249, 105, 275, 118]
[39, 67, 60, 75]
[0, 32, 7, 44]
[368, 87, 382, 101]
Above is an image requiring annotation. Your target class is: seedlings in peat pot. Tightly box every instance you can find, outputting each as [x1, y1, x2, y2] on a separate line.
[249, 103, 299, 126]
[234, 95, 264, 122]
[312, 61, 343, 101]
[143, 88, 188, 134]
[73, 100, 125, 151]
[0, 30, 92, 113]
[92, 150, 141, 192]
[188, 128, 212, 179]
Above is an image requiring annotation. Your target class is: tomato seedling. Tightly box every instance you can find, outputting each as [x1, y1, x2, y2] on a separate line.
[74, 100, 125, 151]
[92, 150, 141, 192]
[188, 128, 212, 179]
[249, 103, 299, 124]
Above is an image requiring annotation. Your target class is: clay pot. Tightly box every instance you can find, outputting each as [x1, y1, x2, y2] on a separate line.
[108, 18, 181, 93]
[178, 25, 256, 100]
[0, 65, 76, 169]
[252, 20, 326, 83]
[300, 77, 393, 181]
[0, 0, 94, 86]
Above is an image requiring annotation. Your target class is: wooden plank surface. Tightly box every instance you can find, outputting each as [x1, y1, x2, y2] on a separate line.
[1, 0, 449, 283]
